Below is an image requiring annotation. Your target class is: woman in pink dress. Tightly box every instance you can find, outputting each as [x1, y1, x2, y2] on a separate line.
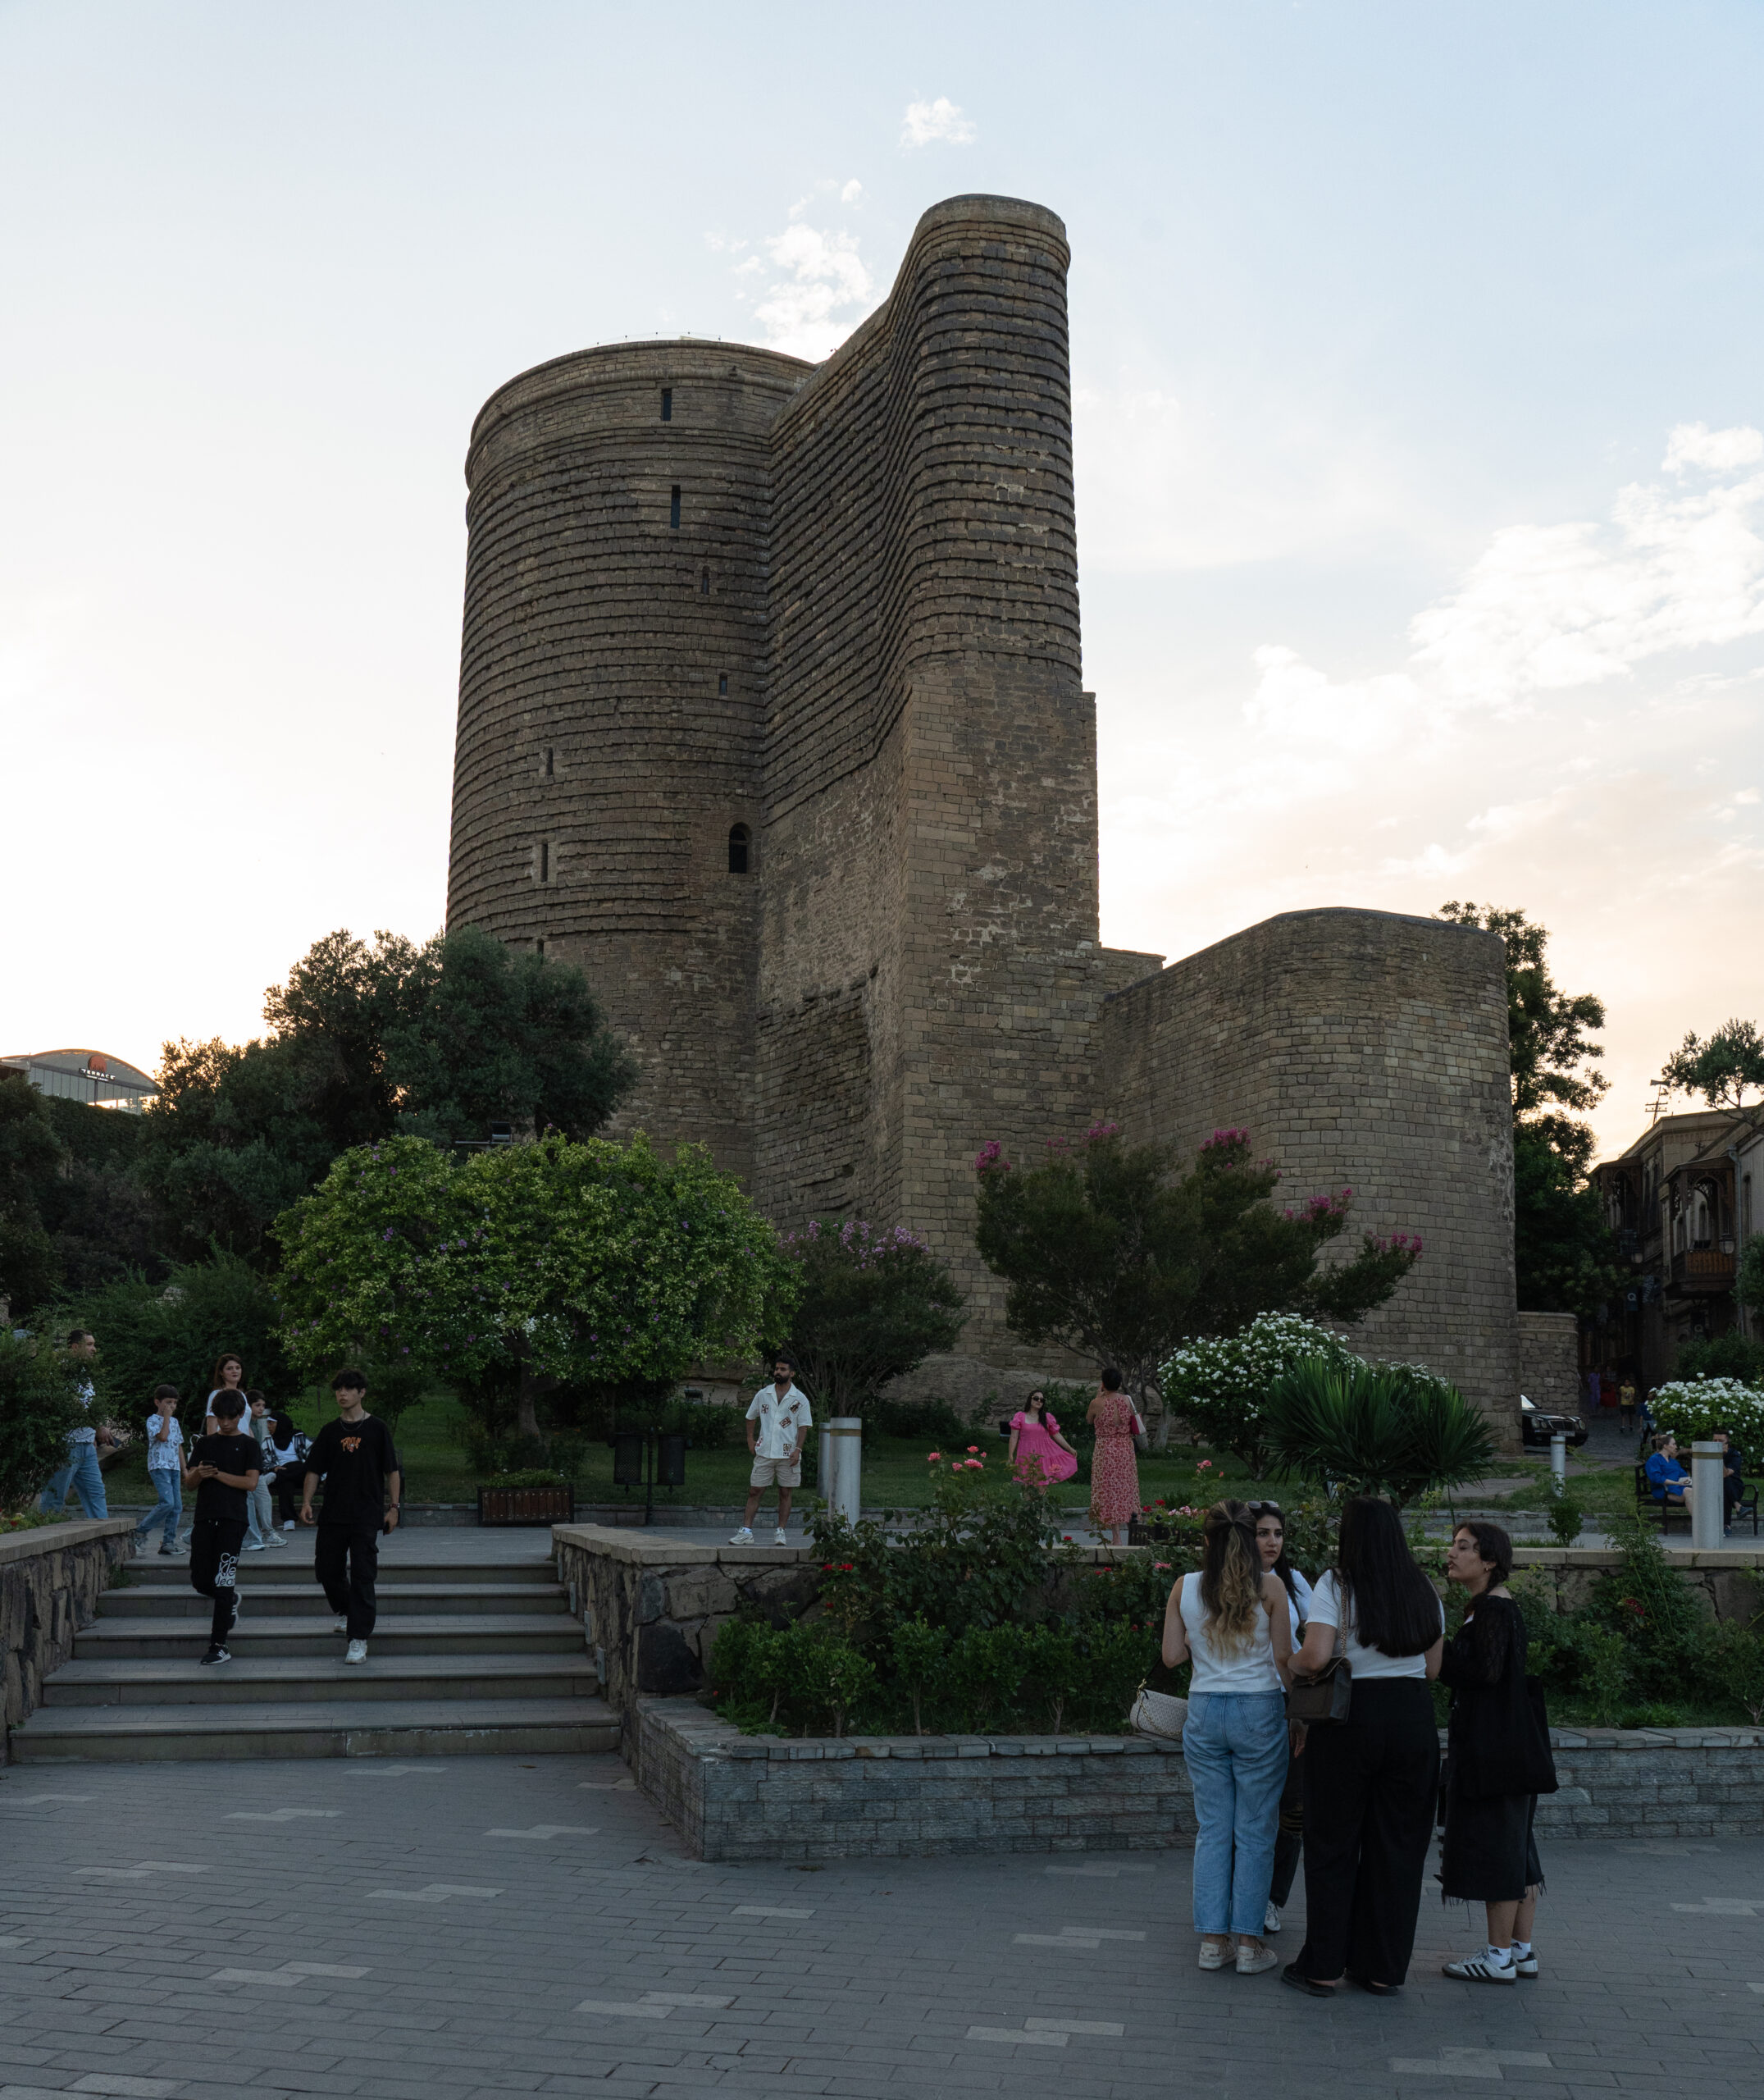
[1087, 1367, 1143, 1546]
[1009, 1390, 1078, 1488]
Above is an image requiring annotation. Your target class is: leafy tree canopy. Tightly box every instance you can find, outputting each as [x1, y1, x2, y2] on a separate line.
[1438, 901, 1609, 1120]
[140, 924, 638, 1260]
[777, 1219, 966, 1418]
[0, 1331, 88, 1509]
[274, 1132, 797, 1450]
[66, 1249, 300, 1409]
[1661, 1018, 1764, 1136]
[0, 1071, 64, 1316]
[973, 1125, 1421, 1441]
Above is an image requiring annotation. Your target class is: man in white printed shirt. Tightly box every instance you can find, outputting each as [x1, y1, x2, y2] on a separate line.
[730, 1355, 812, 1546]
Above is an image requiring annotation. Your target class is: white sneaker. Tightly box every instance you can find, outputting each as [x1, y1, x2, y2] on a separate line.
[728, 1527, 754, 1544]
[242, 1539, 267, 1551]
[1197, 1941, 1231, 1970]
[282, 1519, 295, 1532]
[1263, 1902, 1281, 1934]
[1237, 1945, 1279, 1975]
[267, 1532, 289, 1546]
[1443, 1948, 1517, 1984]
[334, 1617, 349, 1635]
[773, 1528, 788, 1545]
[344, 1640, 368, 1664]
[1512, 1946, 1538, 1978]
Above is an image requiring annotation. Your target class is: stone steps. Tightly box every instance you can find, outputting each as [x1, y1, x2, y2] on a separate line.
[13, 1536, 612, 1762]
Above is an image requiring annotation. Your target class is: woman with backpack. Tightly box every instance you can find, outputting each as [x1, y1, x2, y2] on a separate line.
[1283, 1495, 1445, 1997]
[1161, 1500, 1294, 1975]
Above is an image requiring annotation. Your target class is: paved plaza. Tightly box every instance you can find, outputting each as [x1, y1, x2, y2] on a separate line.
[2, 1755, 1761, 2100]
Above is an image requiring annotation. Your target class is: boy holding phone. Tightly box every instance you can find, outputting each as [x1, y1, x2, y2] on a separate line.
[183, 1390, 259, 1665]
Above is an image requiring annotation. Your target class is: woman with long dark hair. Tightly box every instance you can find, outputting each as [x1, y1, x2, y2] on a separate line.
[1283, 1495, 1445, 1997]
[1253, 1502, 1311, 1937]
[1438, 1521, 1554, 1984]
[1161, 1500, 1293, 1974]
[1008, 1390, 1078, 1487]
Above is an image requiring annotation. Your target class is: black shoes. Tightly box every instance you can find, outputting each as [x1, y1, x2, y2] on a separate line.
[200, 1644, 231, 1665]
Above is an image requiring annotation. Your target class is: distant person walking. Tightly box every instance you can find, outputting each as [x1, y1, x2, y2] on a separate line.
[1618, 1379, 1638, 1436]
[184, 1390, 259, 1666]
[1438, 1522, 1556, 1985]
[39, 1329, 111, 1519]
[731, 1355, 812, 1546]
[1283, 1495, 1445, 1998]
[1161, 1501, 1292, 1975]
[299, 1369, 401, 1664]
[134, 1386, 185, 1555]
[1087, 1368, 1142, 1547]
[1008, 1390, 1078, 1487]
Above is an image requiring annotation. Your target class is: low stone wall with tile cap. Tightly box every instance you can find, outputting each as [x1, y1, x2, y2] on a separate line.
[2, 1517, 134, 1755]
[630, 1698, 1764, 1861]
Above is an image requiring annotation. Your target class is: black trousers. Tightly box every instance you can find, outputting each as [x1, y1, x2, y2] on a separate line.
[1295, 1678, 1440, 1987]
[189, 1517, 248, 1646]
[315, 1519, 381, 1640]
[275, 1471, 304, 1526]
[1270, 1724, 1306, 1907]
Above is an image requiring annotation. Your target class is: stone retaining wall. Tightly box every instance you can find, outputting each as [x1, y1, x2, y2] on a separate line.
[1511, 1545, 1764, 1622]
[631, 1697, 1764, 1861]
[2, 1517, 134, 1756]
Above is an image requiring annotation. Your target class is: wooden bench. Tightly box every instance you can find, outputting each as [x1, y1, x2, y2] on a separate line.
[1634, 1463, 1762, 1536]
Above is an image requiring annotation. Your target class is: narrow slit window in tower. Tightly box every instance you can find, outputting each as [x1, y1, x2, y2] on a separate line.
[718, 672, 728, 696]
[700, 566, 709, 595]
[538, 841, 550, 883]
[660, 387, 672, 422]
[727, 824, 750, 875]
[542, 746, 554, 778]
[536, 938, 546, 959]
[669, 485, 681, 530]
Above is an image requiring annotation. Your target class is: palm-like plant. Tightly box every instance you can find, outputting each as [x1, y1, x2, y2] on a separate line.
[1262, 1358, 1497, 1506]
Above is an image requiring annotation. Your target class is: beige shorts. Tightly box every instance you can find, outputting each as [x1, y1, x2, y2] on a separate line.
[749, 1454, 802, 1490]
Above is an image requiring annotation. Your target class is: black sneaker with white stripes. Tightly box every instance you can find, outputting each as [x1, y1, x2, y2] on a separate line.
[200, 1643, 232, 1666]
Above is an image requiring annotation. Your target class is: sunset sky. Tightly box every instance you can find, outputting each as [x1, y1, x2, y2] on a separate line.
[3, 1, 1760, 1162]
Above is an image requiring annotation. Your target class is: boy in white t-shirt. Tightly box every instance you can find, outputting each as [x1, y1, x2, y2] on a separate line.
[730, 1355, 812, 1546]
[134, 1386, 185, 1556]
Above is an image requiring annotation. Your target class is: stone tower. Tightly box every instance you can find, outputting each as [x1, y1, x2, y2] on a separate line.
[447, 194, 1520, 1423]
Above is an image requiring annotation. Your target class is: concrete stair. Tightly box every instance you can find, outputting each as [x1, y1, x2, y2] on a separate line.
[11, 1541, 618, 1762]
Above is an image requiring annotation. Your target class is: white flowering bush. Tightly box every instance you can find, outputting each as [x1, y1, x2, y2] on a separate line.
[1160, 1314, 1363, 1472]
[1648, 1376, 1764, 1448]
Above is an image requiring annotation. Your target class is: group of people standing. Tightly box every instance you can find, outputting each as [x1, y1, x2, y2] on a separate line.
[1163, 1496, 1554, 1994]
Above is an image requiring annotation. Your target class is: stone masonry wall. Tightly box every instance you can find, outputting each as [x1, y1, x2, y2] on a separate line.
[1518, 1309, 1581, 1413]
[2, 1517, 134, 1756]
[1096, 907, 1519, 1424]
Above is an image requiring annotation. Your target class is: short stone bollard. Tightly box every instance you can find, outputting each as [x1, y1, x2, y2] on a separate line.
[1692, 1440, 1725, 1550]
[821, 1418, 863, 1525]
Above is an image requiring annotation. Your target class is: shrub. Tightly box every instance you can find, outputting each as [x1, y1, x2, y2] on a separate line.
[1161, 1314, 1361, 1472]
[867, 1395, 972, 1446]
[777, 1219, 966, 1418]
[0, 1333, 86, 1509]
[1674, 1332, 1764, 1386]
[1648, 1377, 1764, 1448]
[1261, 1358, 1497, 1505]
[1547, 1491, 1583, 1546]
[481, 1468, 569, 1490]
[63, 1250, 299, 1410]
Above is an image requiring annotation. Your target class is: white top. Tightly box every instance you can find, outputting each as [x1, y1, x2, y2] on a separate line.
[68, 1376, 97, 1446]
[1308, 1570, 1444, 1682]
[144, 1415, 184, 1472]
[1178, 1573, 1283, 1695]
[747, 1383, 813, 1460]
[1283, 1567, 1315, 1626]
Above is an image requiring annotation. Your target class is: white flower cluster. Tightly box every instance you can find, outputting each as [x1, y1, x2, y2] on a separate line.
[1160, 1313, 1356, 1413]
[1649, 1376, 1764, 1445]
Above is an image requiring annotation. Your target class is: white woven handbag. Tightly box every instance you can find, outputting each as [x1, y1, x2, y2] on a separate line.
[1129, 1686, 1187, 1740]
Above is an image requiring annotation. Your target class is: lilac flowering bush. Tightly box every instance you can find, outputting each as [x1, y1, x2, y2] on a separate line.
[777, 1217, 966, 1419]
[273, 1131, 798, 1461]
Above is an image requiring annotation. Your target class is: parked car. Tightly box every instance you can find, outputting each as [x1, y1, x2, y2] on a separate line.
[1520, 1394, 1589, 1448]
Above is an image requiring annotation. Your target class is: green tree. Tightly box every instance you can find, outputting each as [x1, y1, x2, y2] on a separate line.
[274, 1132, 797, 1458]
[1661, 1018, 1764, 1136]
[0, 1330, 87, 1509]
[1438, 902, 1621, 1314]
[0, 1071, 66, 1316]
[777, 1220, 966, 1418]
[140, 925, 637, 1259]
[973, 1125, 1422, 1445]
[66, 1249, 301, 1410]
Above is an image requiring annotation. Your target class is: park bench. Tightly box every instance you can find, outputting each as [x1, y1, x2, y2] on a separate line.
[1634, 1463, 1761, 1536]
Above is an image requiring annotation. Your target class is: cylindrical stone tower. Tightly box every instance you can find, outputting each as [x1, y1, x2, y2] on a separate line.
[447, 340, 811, 1177]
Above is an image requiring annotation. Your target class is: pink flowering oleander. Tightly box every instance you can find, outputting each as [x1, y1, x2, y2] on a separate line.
[973, 1139, 1010, 1174]
[1085, 1120, 1120, 1143]
[1202, 1127, 1251, 1151]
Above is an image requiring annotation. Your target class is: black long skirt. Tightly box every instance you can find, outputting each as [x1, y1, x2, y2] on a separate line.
[1293, 1678, 1440, 1988]
[1439, 1778, 1543, 1903]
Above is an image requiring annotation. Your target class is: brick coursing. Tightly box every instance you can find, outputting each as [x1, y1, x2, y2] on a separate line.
[448, 195, 1518, 1410]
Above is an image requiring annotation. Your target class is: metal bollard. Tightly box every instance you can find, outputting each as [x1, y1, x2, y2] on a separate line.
[1691, 1440, 1725, 1551]
[821, 1417, 864, 1527]
[1550, 1431, 1567, 1494]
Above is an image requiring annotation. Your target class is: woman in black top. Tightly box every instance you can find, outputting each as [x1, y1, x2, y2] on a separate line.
[1438, 1521, 1555, 1985]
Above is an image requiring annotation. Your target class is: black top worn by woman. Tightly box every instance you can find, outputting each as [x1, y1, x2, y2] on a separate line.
[1437, 1594, 1556, 1901]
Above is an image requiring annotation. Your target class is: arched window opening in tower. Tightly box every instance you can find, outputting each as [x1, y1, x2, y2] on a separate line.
[669, 485, 681, 530]
[727, 824, 750, 875]
[660, 387, 672, 422]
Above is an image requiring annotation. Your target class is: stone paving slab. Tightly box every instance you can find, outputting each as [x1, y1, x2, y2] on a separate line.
[2, 1755, 1762, 2098]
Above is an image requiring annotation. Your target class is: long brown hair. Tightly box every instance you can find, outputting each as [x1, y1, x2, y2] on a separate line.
[210, 1353, 245, 1391]
[1197, 1500, 1264, 1655]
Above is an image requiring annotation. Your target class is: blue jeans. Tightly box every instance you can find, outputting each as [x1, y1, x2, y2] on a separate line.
[40, 1439, 108, 1520]
[1183, 1690, 1290, 1936]
[134, 1468, 182, 1550]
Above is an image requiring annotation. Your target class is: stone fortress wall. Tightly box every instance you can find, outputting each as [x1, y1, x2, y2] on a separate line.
[446, 193, 1520, 1423]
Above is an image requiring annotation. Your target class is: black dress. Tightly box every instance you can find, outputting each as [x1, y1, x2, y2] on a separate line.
[1437, 1593, 1553, 1903]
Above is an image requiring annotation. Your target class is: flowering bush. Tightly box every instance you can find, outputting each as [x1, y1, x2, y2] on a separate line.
[774, 1216, 965, 1417]
[1648, 1376, 1764, 1447]
[1160, 1312, 1363, 1471]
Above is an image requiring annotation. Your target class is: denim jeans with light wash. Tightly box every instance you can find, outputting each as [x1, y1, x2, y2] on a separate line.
[39, 1438, 108, 1519]
[1182, 1690, 1290, 1936]
[134, 1468, 182, 1550]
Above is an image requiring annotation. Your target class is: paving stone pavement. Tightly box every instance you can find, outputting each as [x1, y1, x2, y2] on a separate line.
[1, 1755, 1760, 2098]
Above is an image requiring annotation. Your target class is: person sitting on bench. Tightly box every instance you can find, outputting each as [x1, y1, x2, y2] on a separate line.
[1643, 1432, 1696, 1519]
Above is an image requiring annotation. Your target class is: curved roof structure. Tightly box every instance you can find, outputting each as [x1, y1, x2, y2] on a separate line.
[2, 1047, 157, 1109]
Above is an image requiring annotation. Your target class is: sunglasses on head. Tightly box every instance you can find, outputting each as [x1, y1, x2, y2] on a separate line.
[1244, 1501, 1283, 1517]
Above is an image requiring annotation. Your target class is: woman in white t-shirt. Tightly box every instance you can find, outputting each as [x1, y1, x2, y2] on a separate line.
[1160, 1501, 1293, 1976]
[1283, 1495, 1446, 1999]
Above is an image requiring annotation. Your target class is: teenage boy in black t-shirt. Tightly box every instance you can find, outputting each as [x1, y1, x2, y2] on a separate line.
[183, 1391, 260, 1664]
[300, 1368, 401, 1664]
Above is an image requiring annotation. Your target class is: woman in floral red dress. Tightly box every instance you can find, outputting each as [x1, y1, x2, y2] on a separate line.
[1087, 1367, 1142, 1545]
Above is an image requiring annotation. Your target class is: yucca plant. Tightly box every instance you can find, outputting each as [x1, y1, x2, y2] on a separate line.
[1262, 1357, 1497, 1506]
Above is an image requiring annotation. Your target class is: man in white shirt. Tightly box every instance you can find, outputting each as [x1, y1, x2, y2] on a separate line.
[730, 1355, 812, 1546]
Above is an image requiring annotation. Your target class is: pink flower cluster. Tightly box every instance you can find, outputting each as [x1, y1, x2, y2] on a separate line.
[1202, 1127, 1251, 1152]
[781, 1217, 931, 1269]
[1085, 1120, 1120, 1144]
[973, 1139, 1010, 1175]
[1376, 1232, 1425, 1257]
[1283, 1188, 1352, 1223]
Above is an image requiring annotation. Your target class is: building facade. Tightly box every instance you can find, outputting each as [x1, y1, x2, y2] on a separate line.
[446, 194, 1520, 1424]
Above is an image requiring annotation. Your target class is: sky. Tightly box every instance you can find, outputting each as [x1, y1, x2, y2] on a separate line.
[2, 0, 1760, 1163]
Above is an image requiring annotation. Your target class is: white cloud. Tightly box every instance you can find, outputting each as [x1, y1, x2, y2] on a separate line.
[746, 222, 877, 362]
[841, 178, 864, 205]
[900, 96, 976, 148]
[1663, 421, 1764, 474]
